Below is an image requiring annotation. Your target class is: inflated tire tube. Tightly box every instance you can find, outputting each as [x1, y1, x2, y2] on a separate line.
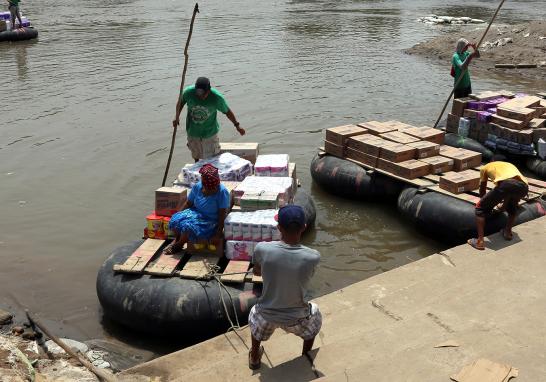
[97, 241, 261, 337]
[310, 154, 404, 199]
[292, 188, 316, 229]
[0, 27, 38, 42]
[397, 187, 546, 244]
[526, 158, 546, 180]
[444, 133, 494, 162]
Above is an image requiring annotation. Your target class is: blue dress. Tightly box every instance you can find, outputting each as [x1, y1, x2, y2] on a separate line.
[169, 182, 230, 241]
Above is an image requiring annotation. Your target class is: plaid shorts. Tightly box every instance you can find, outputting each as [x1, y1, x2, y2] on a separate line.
[249, 303, 322, 342]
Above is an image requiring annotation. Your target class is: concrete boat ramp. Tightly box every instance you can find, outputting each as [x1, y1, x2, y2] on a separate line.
[121, 217, 546, 381]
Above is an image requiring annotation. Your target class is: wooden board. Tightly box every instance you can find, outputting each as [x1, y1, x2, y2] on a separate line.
[220, 261, 250, 284]
[427, 185, 480, 204]
[144, 248, 185, 277]
[178, 254, 220, 280]
[244, 272, 264, 284]
[113, 239, 165, 273]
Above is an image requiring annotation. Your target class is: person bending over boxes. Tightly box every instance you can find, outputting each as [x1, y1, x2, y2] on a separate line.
[163, 164, 230, 254]
[468, 161, 528, 250]
[248, 205, 321, 370]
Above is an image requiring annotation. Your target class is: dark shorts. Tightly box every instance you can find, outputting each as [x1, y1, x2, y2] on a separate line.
[475, 179, 528, 217]
[454, 86, 472, 99]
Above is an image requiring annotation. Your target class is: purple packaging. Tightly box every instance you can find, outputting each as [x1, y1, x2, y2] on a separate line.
[486, 108, 497, 114]
[467, 101, 480, 110]
[477, 111, 493, 123]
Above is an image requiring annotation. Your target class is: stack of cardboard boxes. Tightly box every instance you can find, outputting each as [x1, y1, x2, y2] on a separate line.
[323, 120, 483, 194]
[447, 92, 546, 156]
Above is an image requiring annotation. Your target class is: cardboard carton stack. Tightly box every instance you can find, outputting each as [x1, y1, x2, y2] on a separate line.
[447, 92, 546, 156]
[323, 120, 483, 193]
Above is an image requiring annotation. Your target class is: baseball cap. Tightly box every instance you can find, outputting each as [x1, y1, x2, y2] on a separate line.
[195, 77, 211, 97]
[275, 205, 306, 229]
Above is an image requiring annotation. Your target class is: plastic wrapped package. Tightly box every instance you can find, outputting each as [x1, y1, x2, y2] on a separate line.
[234, 176, 294, 206]
[180, 153, 253, 187]
[255, 154, 289, 177]
[224, 209, 278, 243]
[225, 241, 255, 261]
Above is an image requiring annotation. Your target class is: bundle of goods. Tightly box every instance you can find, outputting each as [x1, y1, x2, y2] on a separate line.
[224, 210, 280, 261]
[233, 176, 295, 207]
[219, 142, 259, 164]
[447, 91, 546, 157]
[254, 154, 290, 176]
[178, 153, 253, 187]
[0, 11, 31, 31]
[322, 120, 483, 194]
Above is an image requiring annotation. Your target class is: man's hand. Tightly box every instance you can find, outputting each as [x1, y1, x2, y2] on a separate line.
[172, 118, 180, 129]
[236, 126, 246, 136]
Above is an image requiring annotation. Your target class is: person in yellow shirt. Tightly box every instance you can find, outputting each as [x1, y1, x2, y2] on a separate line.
[468, 161, 528, 250]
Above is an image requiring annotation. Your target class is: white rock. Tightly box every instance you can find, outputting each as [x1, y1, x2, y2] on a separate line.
[523, 32, 530, 37]
[45, 339, 89, 355]
[470, 19, 485, 24]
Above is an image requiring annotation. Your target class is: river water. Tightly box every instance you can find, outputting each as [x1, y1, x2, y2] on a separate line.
[1, 0, 544, 355]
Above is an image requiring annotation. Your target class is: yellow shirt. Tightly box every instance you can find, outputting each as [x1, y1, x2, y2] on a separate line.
[479, 162, 527, 185]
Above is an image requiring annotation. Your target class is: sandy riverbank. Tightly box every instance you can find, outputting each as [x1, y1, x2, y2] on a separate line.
[406, 21, 546, 83]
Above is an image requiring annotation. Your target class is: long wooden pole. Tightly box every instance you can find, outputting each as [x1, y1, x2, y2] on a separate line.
[162, 3, 200, 187]
[25, 310, 118, 382]
[432, 0, 507, 128]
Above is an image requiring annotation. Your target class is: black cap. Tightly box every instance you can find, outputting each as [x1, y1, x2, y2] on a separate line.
[195, 77, 211, 91]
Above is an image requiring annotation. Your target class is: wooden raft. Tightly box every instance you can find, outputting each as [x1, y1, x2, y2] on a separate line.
[319, 149, 546, 205]
[178, 254, 221, 280]
[220, 261, 251, 284]
[113, 239, 165, 273]
[144, 247, 186, 277]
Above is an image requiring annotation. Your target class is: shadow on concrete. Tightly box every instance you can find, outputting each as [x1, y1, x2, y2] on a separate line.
[255, 348, 325, 381]
[486, 232, 522, 251]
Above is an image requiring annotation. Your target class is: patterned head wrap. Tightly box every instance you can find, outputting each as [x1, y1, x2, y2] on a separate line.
[199, 164, 220, 189]
[456, 38, 469, 54]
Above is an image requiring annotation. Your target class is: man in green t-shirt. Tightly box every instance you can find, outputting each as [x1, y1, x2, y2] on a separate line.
[172, 77, 245, 161]
[7, 0, 23, 30]
[452, 38, 480, 99]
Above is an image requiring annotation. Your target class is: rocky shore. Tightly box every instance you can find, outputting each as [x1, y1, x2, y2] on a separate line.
[406, 21, 546, 83]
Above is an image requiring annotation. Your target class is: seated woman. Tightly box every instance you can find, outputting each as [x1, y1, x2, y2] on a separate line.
[164, 164, 230, 254]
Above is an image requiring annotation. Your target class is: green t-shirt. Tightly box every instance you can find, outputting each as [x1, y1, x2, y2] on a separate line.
[181, 85, 229, 139]
[452, 51, 471, 89]
[9, 0, 20, 6]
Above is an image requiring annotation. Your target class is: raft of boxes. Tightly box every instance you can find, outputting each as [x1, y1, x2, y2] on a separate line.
[323, 121, 482, 194]
[143, 143, 298, 261]
[447, 91, 546, 158]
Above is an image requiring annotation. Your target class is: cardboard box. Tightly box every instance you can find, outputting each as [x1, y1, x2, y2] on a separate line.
[220, 142, 259, 163]
[403, 127, 445, 144]
[325, 124, 367, 146]
[324, 140, 344, 157]
[487, 123, 501, 137]
[382, 120, 416, 131]
[478, 128, 489, 143]
[533, 128, 546, 144]
[393, 159, 430, 179]
[529, 118, 546, 129]
[346, 147, 378, 167]
[407, 141, 440, 159]
[376, 158, 397, 174]
[446, 113, 460, 134]
[379, 131, 421, 144]
[439, 170, 481, 194]
[420, 156, 454, 174]
[155, 187, 189, 216]
[440, 148, 482, 171]
[468, 124, 479, 140]
[379, 143, 416, 163]
[463, 109, 480, 119]
[347, 136, 387, 157]
[491, 114, 527, 130]
[451, 97, 472, 117]
[498, 96, 541, 109]
[497, 126, 519, 142]
[516, 129, 534, 145]
[497, 107, 538, 122]
[356, 121, 397, 136]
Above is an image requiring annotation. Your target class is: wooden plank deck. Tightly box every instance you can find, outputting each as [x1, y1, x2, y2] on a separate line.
[144, 247, 186, 277]
[220, 261, 250, 284]
[113, 239, 165, 273]
[178, 254, 221, 280]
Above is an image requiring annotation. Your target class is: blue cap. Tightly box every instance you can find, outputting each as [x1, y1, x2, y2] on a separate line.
[276, 205, 306, 229]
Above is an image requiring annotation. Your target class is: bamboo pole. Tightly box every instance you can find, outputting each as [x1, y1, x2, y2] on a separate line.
[432, 0, 507, 128]
[162, 3, 200, 187]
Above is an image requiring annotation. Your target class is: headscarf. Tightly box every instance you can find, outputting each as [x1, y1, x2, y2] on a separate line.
[456, 38, 469, 54]
[199, 164, 220, 189]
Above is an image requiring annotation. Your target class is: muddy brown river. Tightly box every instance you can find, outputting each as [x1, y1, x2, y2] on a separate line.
[1, 0, 544, 357]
